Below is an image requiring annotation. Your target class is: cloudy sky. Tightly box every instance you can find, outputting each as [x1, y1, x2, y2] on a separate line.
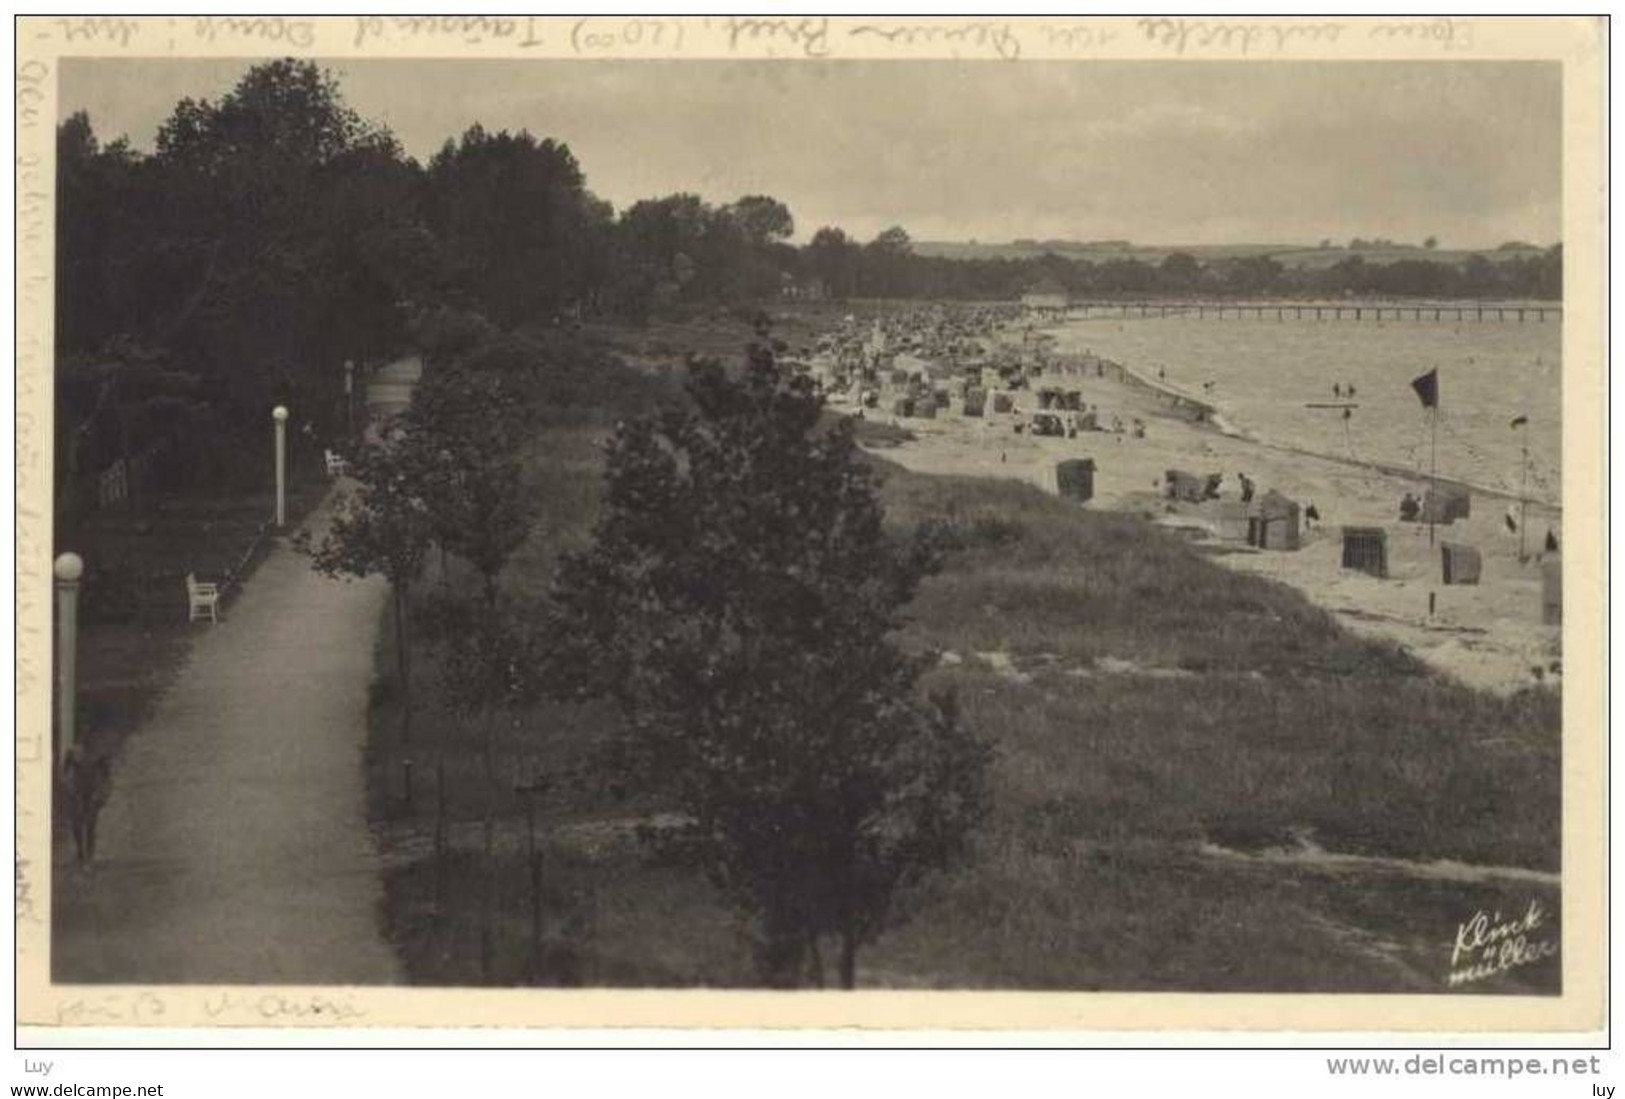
[60, 59, 1561, 248]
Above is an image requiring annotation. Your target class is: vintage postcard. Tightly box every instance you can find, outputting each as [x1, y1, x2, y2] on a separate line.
[14, 15, 1607, 1037]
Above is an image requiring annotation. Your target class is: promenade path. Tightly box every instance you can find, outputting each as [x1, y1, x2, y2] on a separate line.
[53, 356, 423, 984]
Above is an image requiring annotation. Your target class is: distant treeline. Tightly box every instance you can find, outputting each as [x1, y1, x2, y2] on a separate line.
[55, 59, 1560, 506]
[794, 242, 1562, 302]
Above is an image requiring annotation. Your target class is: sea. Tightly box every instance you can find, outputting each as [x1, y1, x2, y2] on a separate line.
[1048, 312, 1562, 506]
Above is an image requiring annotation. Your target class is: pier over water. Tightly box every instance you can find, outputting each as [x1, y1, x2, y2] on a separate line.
[1061, 301, 1560, 324]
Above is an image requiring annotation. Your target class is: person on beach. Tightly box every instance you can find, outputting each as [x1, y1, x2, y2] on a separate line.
[1305, 502, 1321, 529]
[1399, 493, 1420, 522]
[1347, 383, 1357, 398]
[1238, 473, 1255, 503]
[1333, 382, 1342, 398]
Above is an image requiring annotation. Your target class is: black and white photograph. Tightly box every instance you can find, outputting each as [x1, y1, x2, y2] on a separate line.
[16, 16, 1605, 1042]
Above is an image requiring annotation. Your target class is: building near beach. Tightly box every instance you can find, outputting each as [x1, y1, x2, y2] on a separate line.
[1542, 559, 1562, 625]
[1164, 469, 1208, 503]
[1341, 526, 1389, 578]
[1420, 481, 1473, 524]
[1055, 459, 1096, 503]
[1216, 502, 1251, 542]
[1248, 490, 1302, 551]
[779, 274, 826, 301]
[1440, 541, 1483, 585]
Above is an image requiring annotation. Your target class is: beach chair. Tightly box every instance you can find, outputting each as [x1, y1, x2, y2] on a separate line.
[187, 573, 220, 623]
[324, 448, 351, 477]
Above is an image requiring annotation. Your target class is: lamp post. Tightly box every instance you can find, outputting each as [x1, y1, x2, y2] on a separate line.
[54, 553, 83, 767]
[273, 405, 289, 527]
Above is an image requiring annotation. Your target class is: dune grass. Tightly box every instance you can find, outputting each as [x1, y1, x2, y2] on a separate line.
[882, 469, 1558, 870]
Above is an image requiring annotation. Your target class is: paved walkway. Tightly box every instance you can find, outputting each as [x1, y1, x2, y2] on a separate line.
[53, 357, 422, 984]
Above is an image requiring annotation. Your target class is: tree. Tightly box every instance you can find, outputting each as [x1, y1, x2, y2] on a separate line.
[54, 341, 209, 519]
[1423, 235, 1439, 250]
[425, 124, 607, 326]
[1459, 253, 1500, 298]
[870, 225, 913, 255]
[723, 196, 796, 300]
[862, 225, 915, 297]
[143, 60, 420, 436]
[1158, 251, 1201, 293]
[1534, 243, 1562, 299]
[303, 435, 434, 744]
[1220, 254, 1284, 296]
[405, 356, 532, 606]
[407, 347, 545, 981]
[729, 195, 794, 246]
[439, 599, 546, 980]
[56, 112, 141, 354]
[547, 333, 990, 988]
[806, 226, 861, 299]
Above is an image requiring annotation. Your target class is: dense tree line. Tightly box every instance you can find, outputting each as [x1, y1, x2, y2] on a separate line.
[56, 59, 1561, 507]
[796, 232, 1562, 302]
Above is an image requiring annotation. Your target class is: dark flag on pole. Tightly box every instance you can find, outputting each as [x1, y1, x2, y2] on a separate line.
[1510, 414, 1529, 428]
[1411, 368, 1439, 409]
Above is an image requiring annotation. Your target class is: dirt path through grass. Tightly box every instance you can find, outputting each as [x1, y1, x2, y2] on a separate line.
[52, 356, 422, 984]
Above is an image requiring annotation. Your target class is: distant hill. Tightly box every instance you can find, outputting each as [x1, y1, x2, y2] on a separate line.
[911, 240, 1550, 268]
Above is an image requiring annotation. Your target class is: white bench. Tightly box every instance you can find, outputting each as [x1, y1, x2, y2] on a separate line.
[186, 573, 220, 623]
[324, 448, 351, 477]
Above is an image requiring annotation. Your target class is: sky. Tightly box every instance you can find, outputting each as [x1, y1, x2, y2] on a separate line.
[59, 59, 1562, 249]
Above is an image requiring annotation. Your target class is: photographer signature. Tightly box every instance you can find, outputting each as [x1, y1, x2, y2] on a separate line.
[1447, 899, 1557, 986]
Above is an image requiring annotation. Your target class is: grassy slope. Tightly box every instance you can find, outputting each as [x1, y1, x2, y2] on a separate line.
[886, 472, 1558, 869]
[368, 319, 1559, 994]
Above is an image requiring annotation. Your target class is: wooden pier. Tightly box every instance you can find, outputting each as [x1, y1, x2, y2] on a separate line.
[1068, 301, 1559, 323]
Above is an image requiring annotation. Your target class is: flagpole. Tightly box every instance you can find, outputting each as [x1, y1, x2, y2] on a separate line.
[1518, 421, 1529, 561]
[1428, 403, 1437, 549]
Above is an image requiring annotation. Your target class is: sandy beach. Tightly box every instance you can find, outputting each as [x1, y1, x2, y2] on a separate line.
[844, 336, 1562, 694]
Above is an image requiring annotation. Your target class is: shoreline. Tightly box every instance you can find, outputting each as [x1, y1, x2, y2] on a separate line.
[1046, 345, 1562, 513]
[851, 326, 1561, 694]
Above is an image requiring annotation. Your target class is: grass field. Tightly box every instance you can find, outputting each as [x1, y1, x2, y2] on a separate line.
[364, 340, 1560, 992]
